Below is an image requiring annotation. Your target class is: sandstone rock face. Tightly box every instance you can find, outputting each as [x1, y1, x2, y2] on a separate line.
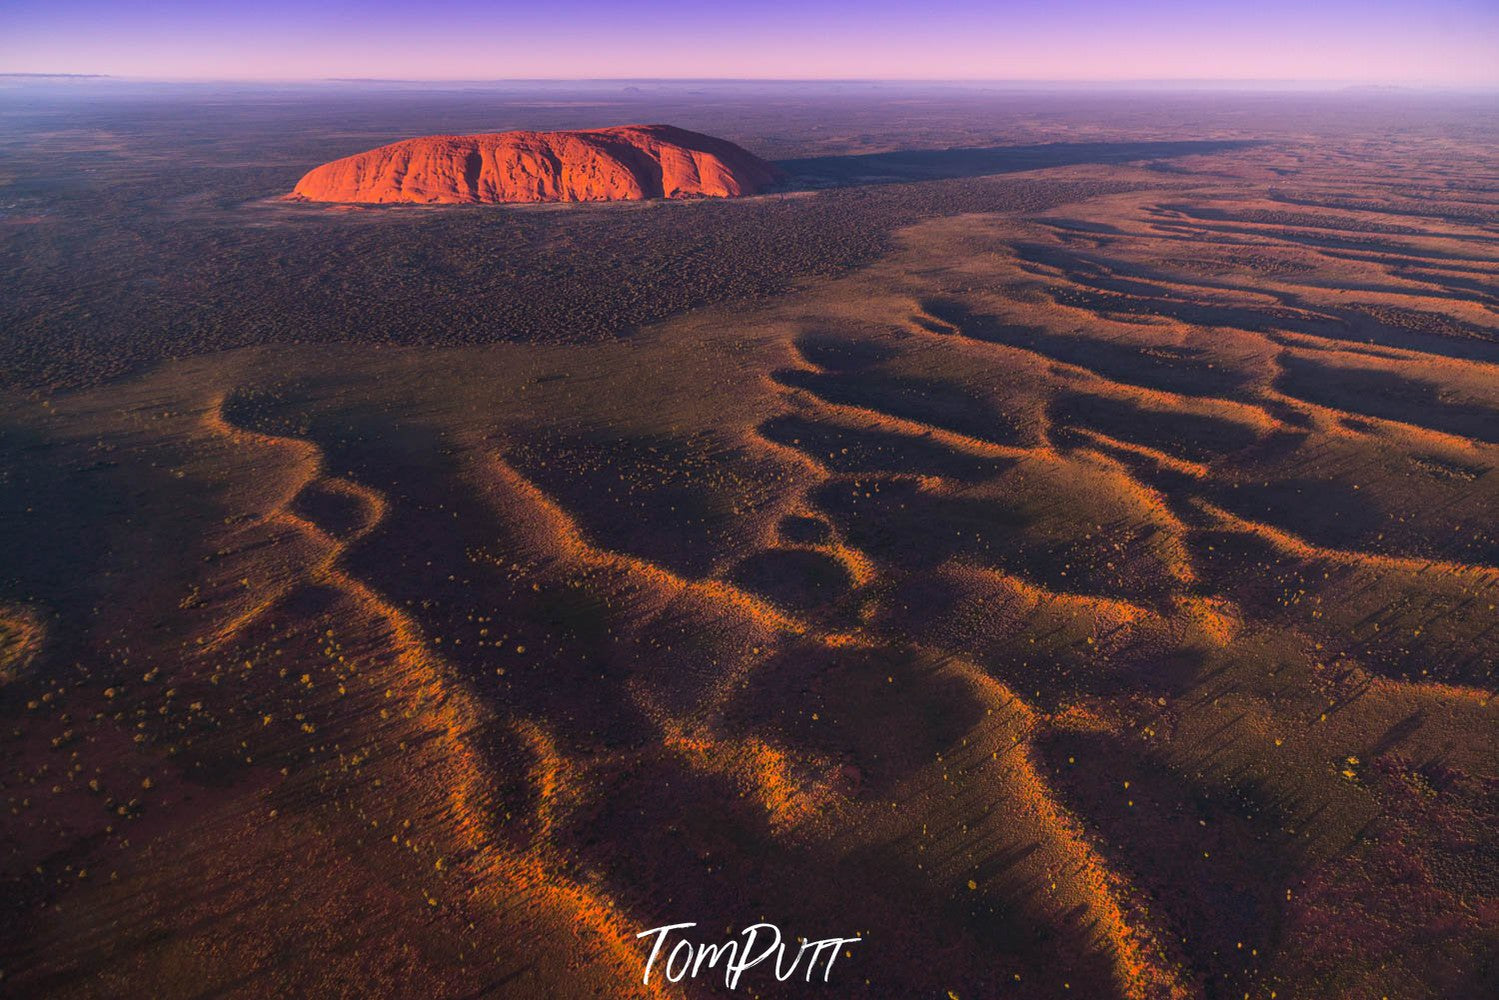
[291, 124, 781, 205]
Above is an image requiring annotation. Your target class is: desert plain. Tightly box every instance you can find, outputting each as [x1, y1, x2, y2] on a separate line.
[0, 82, 1496, 998]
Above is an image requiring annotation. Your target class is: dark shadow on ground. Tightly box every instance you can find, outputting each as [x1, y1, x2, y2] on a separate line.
[776, 140, 1262, 187]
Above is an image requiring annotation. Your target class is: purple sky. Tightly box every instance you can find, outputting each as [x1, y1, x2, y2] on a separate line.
[4, 0, 1496, 85]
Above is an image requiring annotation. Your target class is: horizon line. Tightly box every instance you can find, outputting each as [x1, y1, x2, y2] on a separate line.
[5, 73, 1497, 92]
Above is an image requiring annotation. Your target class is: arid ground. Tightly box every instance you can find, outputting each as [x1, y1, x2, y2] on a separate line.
[1, 83, 1496, 998]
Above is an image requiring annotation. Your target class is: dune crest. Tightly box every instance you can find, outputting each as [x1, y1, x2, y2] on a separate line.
[291, 124, 781, 204]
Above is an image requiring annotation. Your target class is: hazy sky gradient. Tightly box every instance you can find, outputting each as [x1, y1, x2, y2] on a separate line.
[4, 0, 1497, 85]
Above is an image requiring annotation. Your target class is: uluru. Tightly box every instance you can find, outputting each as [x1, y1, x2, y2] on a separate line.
[290, 123, 782, 204]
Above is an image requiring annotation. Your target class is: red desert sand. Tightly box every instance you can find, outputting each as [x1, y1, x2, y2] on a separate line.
[290, 124, 782, 204]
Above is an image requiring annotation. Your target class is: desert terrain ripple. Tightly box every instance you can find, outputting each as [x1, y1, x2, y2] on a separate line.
[2, 133, 1496, 999]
